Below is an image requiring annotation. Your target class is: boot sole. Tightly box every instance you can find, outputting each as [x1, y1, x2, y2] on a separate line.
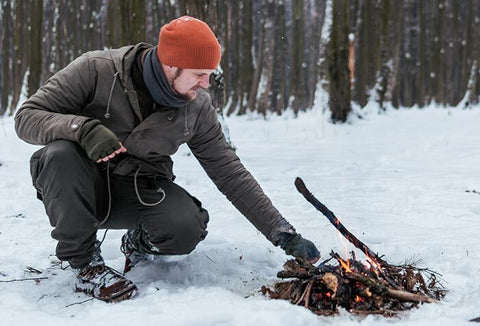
[75, 283, 138, 303]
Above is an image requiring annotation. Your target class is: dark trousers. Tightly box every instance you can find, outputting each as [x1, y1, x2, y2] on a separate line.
[30, 140, 209, 268]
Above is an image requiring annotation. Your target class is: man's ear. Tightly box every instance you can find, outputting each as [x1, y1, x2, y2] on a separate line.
[160, 63, 176, 81]
[163, 65, 175, 73]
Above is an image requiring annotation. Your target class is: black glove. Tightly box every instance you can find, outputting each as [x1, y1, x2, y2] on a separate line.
[278, 232, 320, 263]
[78, 119, 121, 161]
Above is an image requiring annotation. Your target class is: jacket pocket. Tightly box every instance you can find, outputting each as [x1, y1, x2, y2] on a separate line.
[131, 109, 177, 131]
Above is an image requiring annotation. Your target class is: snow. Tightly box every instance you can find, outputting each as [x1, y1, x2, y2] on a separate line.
[1, 103, 480, 325]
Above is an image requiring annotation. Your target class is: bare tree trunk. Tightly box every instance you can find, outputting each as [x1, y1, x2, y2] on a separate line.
[273, 1, 287, 114]
[236, 0, 253, 115]
[225, 1, 239, 114]
[290, 0, 307, 113]
[27, 0, 43, 98]
[468, 1, 480, 104]
[257, 0, 275, 116]
[245, 1, 264, 114]
[416, 0, 426, 107]
[1, 0, 12, 115]
[376, 0, 391, 110]
[11, 1, 27, 114]
[328, 0, 351, 122]
[387, 1, 403, 108]
[130, 0, 146, 44]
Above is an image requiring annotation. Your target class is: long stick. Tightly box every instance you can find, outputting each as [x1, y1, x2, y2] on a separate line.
[0, 277, 48, 283]
[294, 177, 386, 267]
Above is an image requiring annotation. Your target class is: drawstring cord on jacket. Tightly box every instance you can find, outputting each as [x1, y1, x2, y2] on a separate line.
[105, 71, 119, 119]
[134, 166, 166, 206]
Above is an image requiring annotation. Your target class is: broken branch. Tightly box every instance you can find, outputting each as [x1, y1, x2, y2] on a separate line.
[0, 277, 48, 283]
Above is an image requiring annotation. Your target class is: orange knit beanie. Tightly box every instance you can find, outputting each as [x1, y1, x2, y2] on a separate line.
[157, 16, 221, 69]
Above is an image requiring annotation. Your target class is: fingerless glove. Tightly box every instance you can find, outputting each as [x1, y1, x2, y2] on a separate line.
[78, 120, 121, 161]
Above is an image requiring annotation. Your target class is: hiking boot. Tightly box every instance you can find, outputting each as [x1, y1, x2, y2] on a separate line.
[121, 230, 152, 274]
[74, 263, 137, 302]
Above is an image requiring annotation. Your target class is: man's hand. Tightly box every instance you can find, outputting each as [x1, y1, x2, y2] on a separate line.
[278, 232, 320, 264]
[79, 120, 127, 162]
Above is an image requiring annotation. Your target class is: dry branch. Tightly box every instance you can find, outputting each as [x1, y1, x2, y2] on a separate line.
[294, 177, 387, 267]
[0, 277, 48, 283]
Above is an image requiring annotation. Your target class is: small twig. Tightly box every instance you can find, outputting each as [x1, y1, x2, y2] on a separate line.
[206, 255, 216, 263]
[350, 309, 398, 317]
[25, 266, 43, 274]
[303, 279, 314, 308]
[0, 277, 48, 283]
[37, 294, 49, 302]
[294, 280, 312, 305]
[65, 298, 94, 307]
[466, 189, 480, 195]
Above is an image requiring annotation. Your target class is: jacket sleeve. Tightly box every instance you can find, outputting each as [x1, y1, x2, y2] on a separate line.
[187, 94, 295, 245]
[14, 55, 95, 145]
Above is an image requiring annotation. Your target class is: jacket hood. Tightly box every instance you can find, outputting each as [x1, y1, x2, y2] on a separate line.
[111, 43, 152, 86]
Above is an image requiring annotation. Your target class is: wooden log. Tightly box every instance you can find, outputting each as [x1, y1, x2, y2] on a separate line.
[344, 271, 438, 304]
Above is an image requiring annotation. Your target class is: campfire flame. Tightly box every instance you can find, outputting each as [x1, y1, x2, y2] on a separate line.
[365, 253, 381, 276]
[339, 258, 352, 273]
[354, 295, 365, 303]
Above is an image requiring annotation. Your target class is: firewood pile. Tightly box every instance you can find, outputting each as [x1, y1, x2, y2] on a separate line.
[262, 254, 445, 316]
[261, 178, 447, 317]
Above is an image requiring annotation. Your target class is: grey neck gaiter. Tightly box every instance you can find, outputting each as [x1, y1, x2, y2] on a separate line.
[142, 47, 189, 108]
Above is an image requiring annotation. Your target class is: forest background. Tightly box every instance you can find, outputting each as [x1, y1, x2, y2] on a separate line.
[1, 0, 479, 122]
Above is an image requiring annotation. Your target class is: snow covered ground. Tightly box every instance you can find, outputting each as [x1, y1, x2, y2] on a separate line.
[1, 104, 479, 325]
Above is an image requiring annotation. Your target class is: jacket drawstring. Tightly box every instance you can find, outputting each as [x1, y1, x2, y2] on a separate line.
[134, 166, 166, 206]
[105, 71, 119, 119]
[95, 70, 119, 226]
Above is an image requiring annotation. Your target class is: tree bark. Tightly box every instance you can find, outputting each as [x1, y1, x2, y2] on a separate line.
[1, 0, 12, 115]
[27, 0, 43, 98]
[328, 0, 351, 122]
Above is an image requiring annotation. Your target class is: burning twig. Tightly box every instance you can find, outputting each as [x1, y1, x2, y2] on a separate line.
[294, 177, 386, 267]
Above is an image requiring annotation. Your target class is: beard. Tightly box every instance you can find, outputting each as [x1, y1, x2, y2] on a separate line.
[170, 68, 195, 101]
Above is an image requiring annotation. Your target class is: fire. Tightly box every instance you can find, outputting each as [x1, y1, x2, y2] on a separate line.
[339, 258, 352, 273]
[354, 295, 365, 303]
[365, 253, 381, 276]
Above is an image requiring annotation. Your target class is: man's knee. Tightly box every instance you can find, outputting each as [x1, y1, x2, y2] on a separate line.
[146, 208, 209, 255]
[31, 140, 99, 201]
[40, 140, 86, 164]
